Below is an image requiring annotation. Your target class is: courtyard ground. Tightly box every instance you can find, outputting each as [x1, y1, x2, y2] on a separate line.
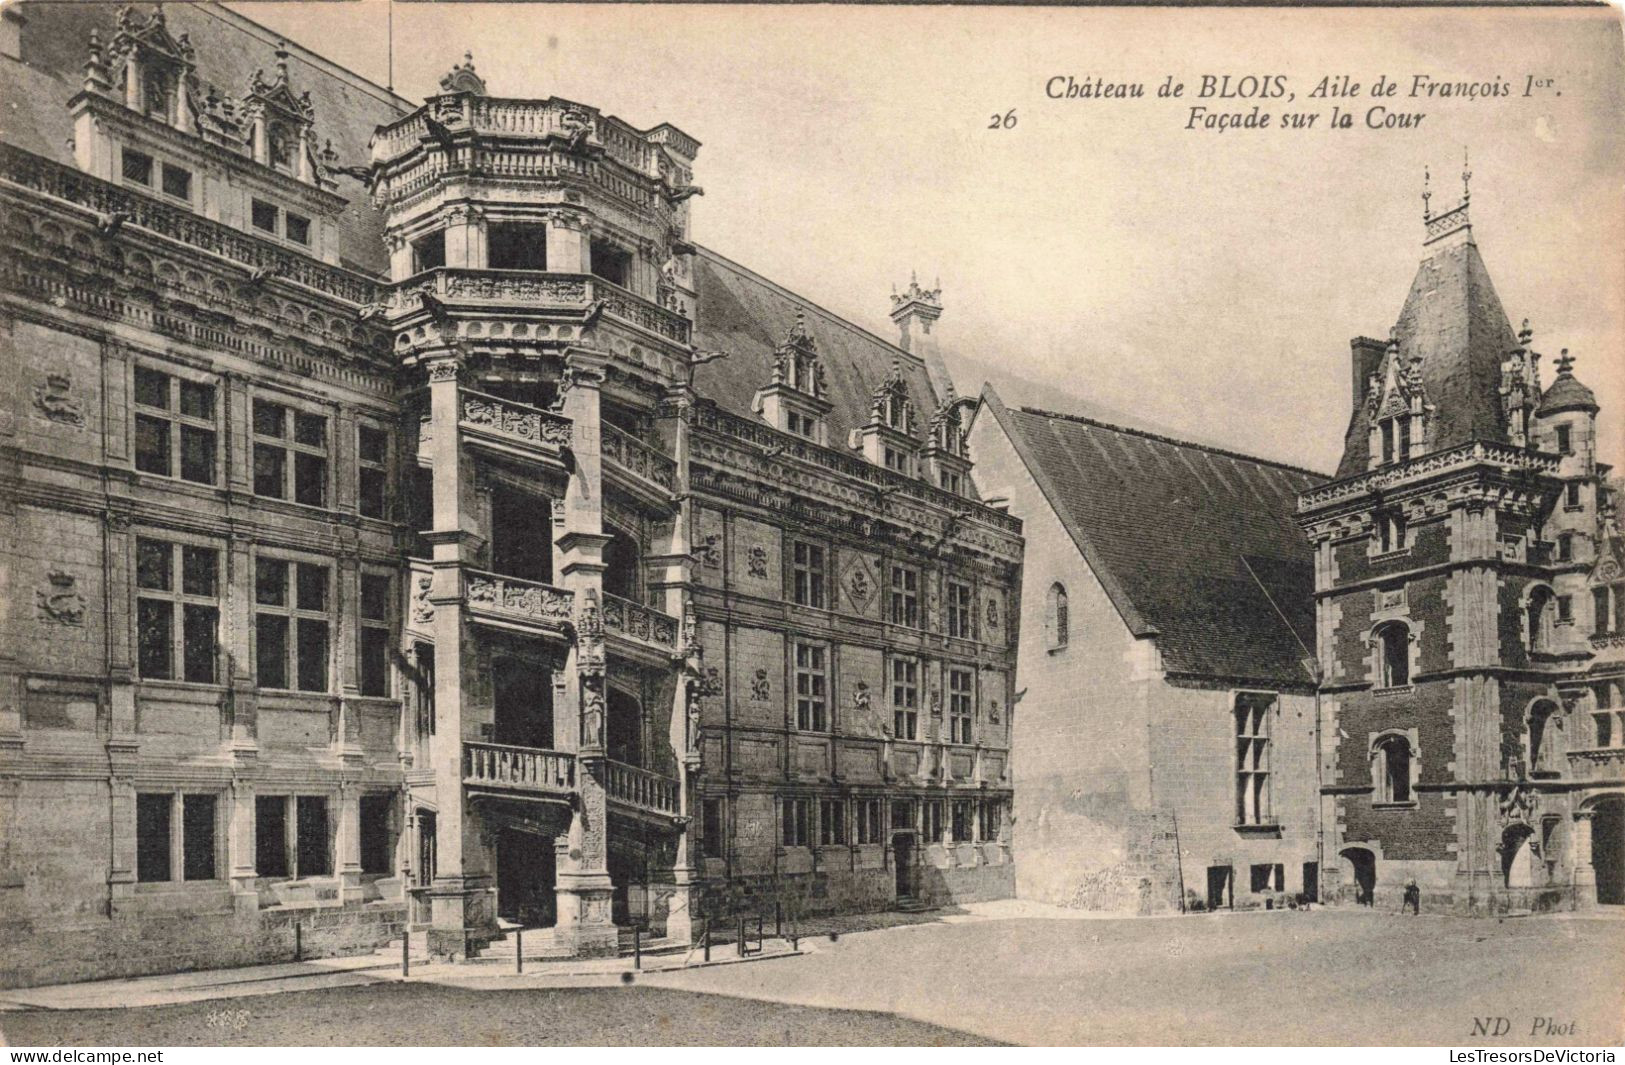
[2, 904, 1620, 1046]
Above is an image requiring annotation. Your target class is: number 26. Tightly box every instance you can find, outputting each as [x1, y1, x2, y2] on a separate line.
[988, 109, 1017, 130]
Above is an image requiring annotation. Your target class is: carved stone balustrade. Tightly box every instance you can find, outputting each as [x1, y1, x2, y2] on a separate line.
[463, 568, 574, 637]
[458, 387, 573, 464]
[599, 592, 679, 652]
[599, 759, 680, 819]
[601, 423, 676, 496]
[464, 742, 576, 801]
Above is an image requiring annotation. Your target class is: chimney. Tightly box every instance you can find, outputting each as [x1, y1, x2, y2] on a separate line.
[891, 272, 956, 398]
[2, 6, 25, 61]
[1350, 336, 1387, 410]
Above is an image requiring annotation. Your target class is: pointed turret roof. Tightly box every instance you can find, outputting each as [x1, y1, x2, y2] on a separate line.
[1538, 350, 1599, 417]
[1336, 176, 1520, 477]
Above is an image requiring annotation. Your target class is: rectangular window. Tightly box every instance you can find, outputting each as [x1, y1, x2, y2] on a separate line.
[946, 581, 974, 639]
[122, 148, 154, 187]
[891, 799, 915, 832]
[941, 470, 963, 496]
[136, 792, 172, 882]
[253, 399, 327, 506]
[794, 641, 828, 732]
[819, 799, 846, 846]
[1595, 588, 1616, 636]
[359, 573, 391, 697]
[412, 231, 445, 273]
[701, 798, 724, 859]
[414, 641, 436, 738]
[950, 800, 972, 843]
[136, 538, 220, 683]
[1566, 482, 1582, 508]
[782, 797, 811, 848]
[284, 212, 311, 246]
[182, 793, 217, 881]
[134, 367, 217, 484]
[589, 238, 631, 287]
[1557, 595, 1573, 623]
[251, 198, 278, 233]
[1557, 533, 1574, 562]
[889, 565, 919, 628]
[891, 657, 918, 740]
[160, 163, 192, 201]
[255, 557, 330, 691]
[1234, 692, 1274, 826]
[487, 223, 548, 271]
[1556, 425, 1573, 455]
[1250, 863, 1284, 894]
[923, 800, 943, 842]
[255, 795, 289, 877]
[358, 425, 389, 519]
[359, 794, 393, 875]
[948, 667, 974, 744]
[855, 798, 883, 844]
[792, 542, 826, 609]
[1398, 418, 1412, 463]
[296, 795, 331, 877]
[979, 800, 1002, 842]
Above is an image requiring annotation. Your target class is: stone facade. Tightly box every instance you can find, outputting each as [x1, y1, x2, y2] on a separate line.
[1299, 181, 1624, 913]
[0, 3, 1018, 986]
[968, 390, 1322, 914]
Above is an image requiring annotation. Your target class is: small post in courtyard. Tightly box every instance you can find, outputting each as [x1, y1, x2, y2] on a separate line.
[401, 928, 410, 977]
[633, 925, 642, 970]
[294, 921, 302, 962]
[702, 918, 710, 962]
[516, 928, 523, 974]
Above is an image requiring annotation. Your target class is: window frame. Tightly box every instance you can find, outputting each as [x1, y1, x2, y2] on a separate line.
[135, 790, 221, 884]
[1234, 692, 1275, 827]
[357, 421, 390, 520]
[946, 580, 975, 640]
[947, 666, 974, 744]
[889, 564, 920, 628]
[135, 533, 222, 684]
[701, 797, 725, 859]
[781, 796, 812, 849]
[1046, 581, 1069, 650]
[358, 570, 393, 698]
[253, 551, 333, 693]
[890, 656, 919, 741]
[121, 146, 155, 188]
[134, 363, 219, 485]
[818, 798, 847, 846]
[252, 395, 330, 507]
[1375, 621, 1411, 689]
[791, 541, 827, 609]
[855, 797, 883, 845]
[793, 640, 829, 733]
[160, 161, 193, 203]
[1373, 734, 1416, 805]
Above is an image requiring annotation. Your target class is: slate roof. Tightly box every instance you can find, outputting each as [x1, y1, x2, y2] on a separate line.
[1538, 369, 1600, 416]
[690, 247, 943, 449]
[984, 386, 1326, 688]
[2, 1, 409, 276]
[1336, 230, 1520, 477]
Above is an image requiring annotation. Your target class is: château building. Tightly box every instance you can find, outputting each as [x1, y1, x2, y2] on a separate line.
[1298, 170, 1623, 912]
[968, 388, 1324, 914]
[0, 2, 1020, 987]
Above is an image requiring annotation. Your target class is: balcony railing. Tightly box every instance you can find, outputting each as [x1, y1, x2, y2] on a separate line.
[464, 742, 576, 798]
[459, 387, 573, 453]
[600, 592, 679, 650]
[594, 276, 691, 344]
[1298, 441, 1560, 513]
[0, 144, 382, 306]
[601, 759, 680, 818]
[602, 423, 676, 493]
[463, 569, 574, 631]
[376, 97, 658, 176]
[389, 268, 689, 345]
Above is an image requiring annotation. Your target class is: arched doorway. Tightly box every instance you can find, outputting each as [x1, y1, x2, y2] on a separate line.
[1501, 824, 1537, 889]
[1340, 846, 1377, 905]
[1593, 797, 1625, 905]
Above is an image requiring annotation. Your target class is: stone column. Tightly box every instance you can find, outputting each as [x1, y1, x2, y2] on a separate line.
[423, 353, 494, 958]
[545, 212, 588, 275]
[552, 347, 618, 957]
[228, 778, 258, 913]
[1573, 809, 1596, 907]
[336, 780, 364, 903]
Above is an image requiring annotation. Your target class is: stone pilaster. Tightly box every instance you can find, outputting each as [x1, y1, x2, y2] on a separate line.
[1572, 809, 1596, 907]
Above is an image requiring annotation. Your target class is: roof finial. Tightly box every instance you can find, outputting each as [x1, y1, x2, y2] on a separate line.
[1555, 348, 1575, 375]
[1519, 318, 1533, 348]
[1461, 147, 1471, 204]
[1422, 165, 1432, 220]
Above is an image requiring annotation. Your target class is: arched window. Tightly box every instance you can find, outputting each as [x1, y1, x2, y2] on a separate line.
[1527, 587, 1555, 654]
[1375, 621, 1410, 688]
[1528, 700, 1562, 775]
[1045, 582, 1068, 650]
[1373, 735, 1413, 804]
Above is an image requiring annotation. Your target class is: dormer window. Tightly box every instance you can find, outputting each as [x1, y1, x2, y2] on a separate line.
[143, 68, 173, 122]
[883, 393, 908, 432]
[268, 121, 296, 172]
[941, 469, 963, 495]
[755, 313, 831, 445]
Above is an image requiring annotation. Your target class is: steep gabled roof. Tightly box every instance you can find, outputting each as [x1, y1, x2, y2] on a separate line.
[1337, 222, 1520, 477]
[690, 247, 941, 447]
[984, 386, 1326, 687]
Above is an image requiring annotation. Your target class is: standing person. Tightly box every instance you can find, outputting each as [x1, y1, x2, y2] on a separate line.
[1403, 880, 1420, 915]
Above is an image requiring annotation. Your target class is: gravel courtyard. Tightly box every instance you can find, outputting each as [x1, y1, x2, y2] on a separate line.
[3, 907, 1620, 1046]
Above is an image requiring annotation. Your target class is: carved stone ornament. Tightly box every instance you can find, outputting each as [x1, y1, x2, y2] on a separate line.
[843, 555, 877, 612]
[411, 574, 435, 625]
[746, 545, 769, 580]
[985, 597, 1001, 630]
[695, 533, 722, 569]
[37, 570, 87, 626]
[33, 374, 86, 428]
[750, 669, 771, 702]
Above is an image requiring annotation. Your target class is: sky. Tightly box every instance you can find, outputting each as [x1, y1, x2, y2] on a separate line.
[231, 2, 1625, 475]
